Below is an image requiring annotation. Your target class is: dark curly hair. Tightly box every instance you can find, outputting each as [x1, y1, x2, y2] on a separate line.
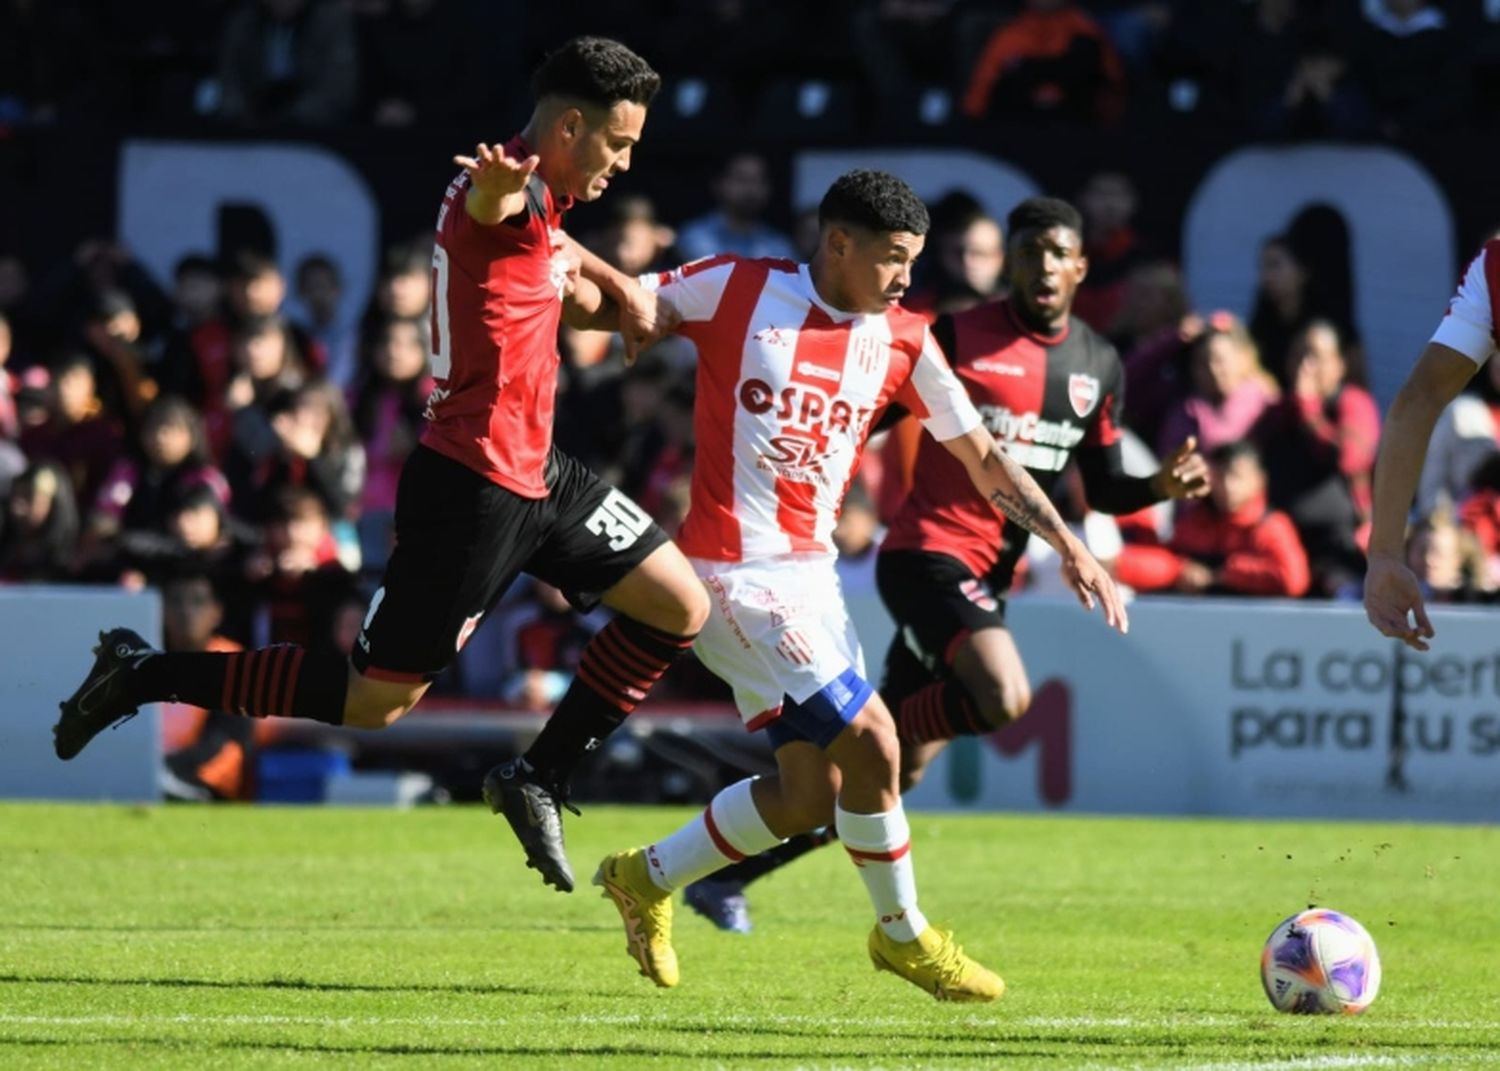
[532, 36, 661, 110]
[1006, 197, 1083, 240]
[818, 170, 930, 235]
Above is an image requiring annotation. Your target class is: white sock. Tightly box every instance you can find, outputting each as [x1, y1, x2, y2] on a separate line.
[645, 778, 782, 892]
[836, 801, 927, 942]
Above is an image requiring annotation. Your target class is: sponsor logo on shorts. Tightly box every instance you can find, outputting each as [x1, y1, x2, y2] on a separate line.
[455, 612, 482, 652]
[960, 578, 999, 613]
[775, 629, 815, 666]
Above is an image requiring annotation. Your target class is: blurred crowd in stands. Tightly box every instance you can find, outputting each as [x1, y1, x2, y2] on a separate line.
[1, 1, 1497, 136]
[2, 0, 1497, 735]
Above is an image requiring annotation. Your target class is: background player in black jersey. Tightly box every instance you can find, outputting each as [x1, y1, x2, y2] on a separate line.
[684, 197, 1209, 931]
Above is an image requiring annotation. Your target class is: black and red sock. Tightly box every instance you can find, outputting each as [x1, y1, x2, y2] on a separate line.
[523, 617, 695, 785]
[130, 646, 349, 725]
[895, 680, 990, 744]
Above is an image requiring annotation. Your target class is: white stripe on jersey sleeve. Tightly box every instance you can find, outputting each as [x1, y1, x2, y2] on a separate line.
[638, 258, 737, 324]
[910, 328, 983, 441]
[1431, 248, 1497, 364]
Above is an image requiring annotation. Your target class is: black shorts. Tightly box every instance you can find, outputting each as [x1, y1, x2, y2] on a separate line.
[352, 445, 669, 682]
[875, 549, 1008, 683]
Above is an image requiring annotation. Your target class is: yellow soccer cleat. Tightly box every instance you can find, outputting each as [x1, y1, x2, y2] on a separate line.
[868, 925, 1006, 1003]
[594, 848, 680, 988]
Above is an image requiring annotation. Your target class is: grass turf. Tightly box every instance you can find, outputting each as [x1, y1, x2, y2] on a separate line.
[1, 803, 1497, 1070]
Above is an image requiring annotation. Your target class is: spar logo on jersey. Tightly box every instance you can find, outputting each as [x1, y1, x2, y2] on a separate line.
[1068, 373, 1100, 418]
[978, 404, 1086, 449]
[739, 379, 876, 438]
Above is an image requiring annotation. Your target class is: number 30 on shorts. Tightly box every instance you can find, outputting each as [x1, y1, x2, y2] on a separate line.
[585, 489, 652, 551]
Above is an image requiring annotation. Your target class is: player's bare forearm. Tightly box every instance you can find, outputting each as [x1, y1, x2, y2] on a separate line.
[565, 236, 633, 298]
[949, 427, 1072, 550]
[465, 187, 528, 226]
[562, 276, 620, 331]
[1368, 344, 1475, 558]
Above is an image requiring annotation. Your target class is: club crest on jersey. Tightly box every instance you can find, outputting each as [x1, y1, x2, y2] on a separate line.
[1068, 373, 1100, 418]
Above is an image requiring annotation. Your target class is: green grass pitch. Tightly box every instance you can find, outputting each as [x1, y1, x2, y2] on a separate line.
[2, 803, 1497, 1069]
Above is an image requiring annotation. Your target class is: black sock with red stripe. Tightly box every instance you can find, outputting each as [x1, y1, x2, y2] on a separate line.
[129, 646, 349, 725]
[523, 616, 696, 787]
[894, 680, 990, 744]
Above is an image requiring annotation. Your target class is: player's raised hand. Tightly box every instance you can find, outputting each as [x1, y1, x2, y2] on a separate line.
[1060, 539, 1129, 634]
[1152, 436, 1210, 500]
[1364, 553, 1435, 651]
[453, 142, 540, 198]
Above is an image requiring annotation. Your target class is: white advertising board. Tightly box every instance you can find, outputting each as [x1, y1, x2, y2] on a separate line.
[846, 594, 1500, 823]
[0, 588, 161, 802]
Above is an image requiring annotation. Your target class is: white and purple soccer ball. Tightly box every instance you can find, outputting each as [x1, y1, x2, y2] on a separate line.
[1261, 908, 1382, 1015]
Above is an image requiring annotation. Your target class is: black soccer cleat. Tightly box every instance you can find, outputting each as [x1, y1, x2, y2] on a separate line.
[483, 760, 578, 893]
[54, 628, 157, 761]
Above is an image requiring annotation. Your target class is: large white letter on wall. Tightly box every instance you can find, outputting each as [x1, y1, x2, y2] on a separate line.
[118, 140, 379, 334]
[1184, 145, 1453, 406]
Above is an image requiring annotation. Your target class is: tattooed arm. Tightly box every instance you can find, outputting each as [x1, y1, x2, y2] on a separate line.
[942, 425, 1129, 633]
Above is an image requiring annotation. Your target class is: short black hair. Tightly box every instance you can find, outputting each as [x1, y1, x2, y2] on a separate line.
[296, 253, 340, 286]
[532, 36, 660, 110]
[174, 253, 219, 280]
[1006, 197, 1083, 241]
[1209, 440, 1262, 470]
[819, 170, 930, 236]
[229, 249, 279, 281]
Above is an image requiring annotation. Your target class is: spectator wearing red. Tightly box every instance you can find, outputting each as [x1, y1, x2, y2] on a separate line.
[156, 254, 230, 414]
[962, 0, 1126, 124]
[1072, 171, 1149, 333]
[1126, 441, 1309, 597]
[19, 353, 123, 510]
[247, 485, 357, 654]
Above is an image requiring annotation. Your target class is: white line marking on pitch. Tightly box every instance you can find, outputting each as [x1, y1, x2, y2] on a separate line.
[0, 1012, 1497, 1034]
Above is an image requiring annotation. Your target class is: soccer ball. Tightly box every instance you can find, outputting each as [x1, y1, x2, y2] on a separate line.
[1261, 908, 1382, 1015]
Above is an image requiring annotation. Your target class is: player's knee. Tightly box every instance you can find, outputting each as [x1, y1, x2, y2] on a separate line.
[781, 779, 837, 832]
[341, 682, 423, 730]
[677, 580, 710, 634]
[844, 710, 901, 786]
[971, 677, 1031, 728]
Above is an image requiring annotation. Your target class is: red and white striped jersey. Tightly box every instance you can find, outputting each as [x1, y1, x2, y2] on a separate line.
[644, 255, 982, 563]
[1432, 239, 1500, 365]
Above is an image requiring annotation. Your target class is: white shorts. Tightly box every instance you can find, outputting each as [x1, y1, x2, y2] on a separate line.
[690, 554, 866, 730]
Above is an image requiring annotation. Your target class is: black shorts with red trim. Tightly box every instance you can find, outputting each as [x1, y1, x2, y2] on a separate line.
[352, 444, 669, 683]
[875, 549, 1007, 680]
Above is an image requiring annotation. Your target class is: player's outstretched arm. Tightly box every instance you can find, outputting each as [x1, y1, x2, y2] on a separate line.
[1365, 342, 1475, 650]
[453, 142, 540, 225]
[944, 425, 1129, 633]
[562, 234, 663, 365]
